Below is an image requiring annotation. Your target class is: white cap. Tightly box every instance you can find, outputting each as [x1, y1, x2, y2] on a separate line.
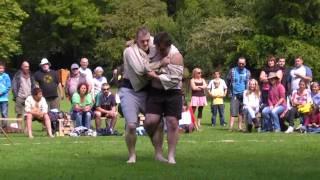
[39, 58, 51, 66]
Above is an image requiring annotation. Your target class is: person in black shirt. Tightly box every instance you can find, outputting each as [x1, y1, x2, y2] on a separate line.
[34, 58, 62, 110]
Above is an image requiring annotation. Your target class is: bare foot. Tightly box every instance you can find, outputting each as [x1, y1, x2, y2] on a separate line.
[28, 135, 34, 139]
[49, 134, 54, 138]
[168, 158, 176, 164]
[126, 155, 136, 164]
[155, 154, 168, 163]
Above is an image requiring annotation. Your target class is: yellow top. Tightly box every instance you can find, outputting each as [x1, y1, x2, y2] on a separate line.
[211, 88, 224, 105]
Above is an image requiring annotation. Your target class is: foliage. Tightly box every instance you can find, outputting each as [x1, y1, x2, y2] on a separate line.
[18, 0, 101, 66]
[94, 0, 176, 70]
[0, 0, 27, 60]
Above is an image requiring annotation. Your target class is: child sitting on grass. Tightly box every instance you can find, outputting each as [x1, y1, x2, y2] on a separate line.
[303, 109, 320, 133]
[179, 102, 195, 133]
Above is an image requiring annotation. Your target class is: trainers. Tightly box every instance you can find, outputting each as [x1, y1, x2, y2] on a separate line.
[274, 129, 281, 133]
[285, 126, 294, 133]
[295, 124, 302, 131]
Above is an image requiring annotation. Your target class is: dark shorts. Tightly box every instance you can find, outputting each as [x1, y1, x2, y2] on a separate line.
[46, 96, 60, 110]
[146, 87, 182, 119]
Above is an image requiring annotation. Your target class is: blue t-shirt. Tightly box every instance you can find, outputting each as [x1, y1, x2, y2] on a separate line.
[0, 73, 11, 102]
[229, 67, 250, 95]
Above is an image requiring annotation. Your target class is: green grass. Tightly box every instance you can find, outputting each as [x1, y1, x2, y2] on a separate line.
[1, 93, 320, 180]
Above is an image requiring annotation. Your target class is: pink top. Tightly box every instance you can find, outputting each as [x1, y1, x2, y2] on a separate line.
[268, 83, 286, 107]
[304, 113, 320, 126]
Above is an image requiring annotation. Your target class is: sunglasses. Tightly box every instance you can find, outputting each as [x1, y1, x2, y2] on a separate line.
[197, 72, 202, 74]
[238, 63, 245, 66]
[72, 68, 78, 70]
[102, 88, 110, 91]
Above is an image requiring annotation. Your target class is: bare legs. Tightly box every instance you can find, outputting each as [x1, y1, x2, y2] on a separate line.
[125, 122, 137, 163]
[144, 114, 167, 162]
[144, 114, 179, 164]
[26, 113, 54, 138]
[229, 115, 243, 131]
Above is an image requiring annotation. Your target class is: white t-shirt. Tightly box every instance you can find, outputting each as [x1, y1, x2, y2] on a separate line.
[24, 96, 48, 113]
[80, 67, 93, 84]
[93, 76, 107, 97]
[207, 78, 227, 92]
[179, 111, 192, 125]
[290, 65, 307, 91]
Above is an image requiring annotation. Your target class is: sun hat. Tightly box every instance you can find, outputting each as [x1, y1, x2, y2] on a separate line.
[39, 58, 51, 66]
[268, 72, 279, 79]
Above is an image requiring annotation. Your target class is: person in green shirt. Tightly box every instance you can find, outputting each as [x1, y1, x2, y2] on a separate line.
[72, 82, 93, 128]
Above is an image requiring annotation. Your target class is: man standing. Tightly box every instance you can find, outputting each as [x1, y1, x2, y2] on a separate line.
[12, 61, 36, 128]
[289, 56, 312, 93]
[79, 57, 93, 92]
[120, 27, 166, 163]
[144, 32, 183, 164]
[277, 57, 290, 94]
[34, 58, 61, 110]
[226, 57, 251, 131]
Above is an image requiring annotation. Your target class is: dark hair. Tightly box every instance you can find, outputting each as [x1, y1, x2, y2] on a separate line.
[154, 32, 172, 47]
[77, 82, 89, 94]
[32, 87, 42, 96]
[267, 55, 276, 63]
[0, 61, 6, 67]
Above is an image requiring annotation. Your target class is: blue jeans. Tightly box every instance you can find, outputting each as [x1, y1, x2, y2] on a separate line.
[72, 111, 92, 129]
[0, 101, 8, 127]
[211, 104, 225, 125]
[262, 105, 285, 131]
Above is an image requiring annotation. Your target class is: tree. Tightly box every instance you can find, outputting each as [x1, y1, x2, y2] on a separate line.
[94, 0, 176, 70]
[0, 0, 27, 60]
[18, 0, 101, 67]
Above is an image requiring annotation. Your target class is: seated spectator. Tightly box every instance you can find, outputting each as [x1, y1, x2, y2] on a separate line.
[93, 66, 107, 98]
[285, 79, 312, 133]
[303, 110, 320, 133]
[179, 102, 195, 133]
[71, 83, 93, 129]
[311, 82, 320, 108]
[94, 83, 117, 134]
[243, 79, 261, 132]
[25, 88, 54, 138]
[261, 72, 286, 132]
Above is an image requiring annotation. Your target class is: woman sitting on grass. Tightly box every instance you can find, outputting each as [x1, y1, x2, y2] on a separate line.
[285, 79, 312, 133]
[25, 87, 54, 138]
[72, 82, 93, 129]
[243, 79, 261, 132]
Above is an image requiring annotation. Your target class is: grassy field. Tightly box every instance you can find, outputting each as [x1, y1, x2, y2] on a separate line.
[1, 94, 320, 180]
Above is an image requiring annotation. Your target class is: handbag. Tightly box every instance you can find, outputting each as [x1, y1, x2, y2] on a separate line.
[297, 103, 312, 114]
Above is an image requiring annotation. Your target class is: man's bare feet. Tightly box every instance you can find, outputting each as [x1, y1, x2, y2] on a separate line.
[155, 154, 168, 163]
[168, 158, 176, 164]
[126, 154, 136, 164]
